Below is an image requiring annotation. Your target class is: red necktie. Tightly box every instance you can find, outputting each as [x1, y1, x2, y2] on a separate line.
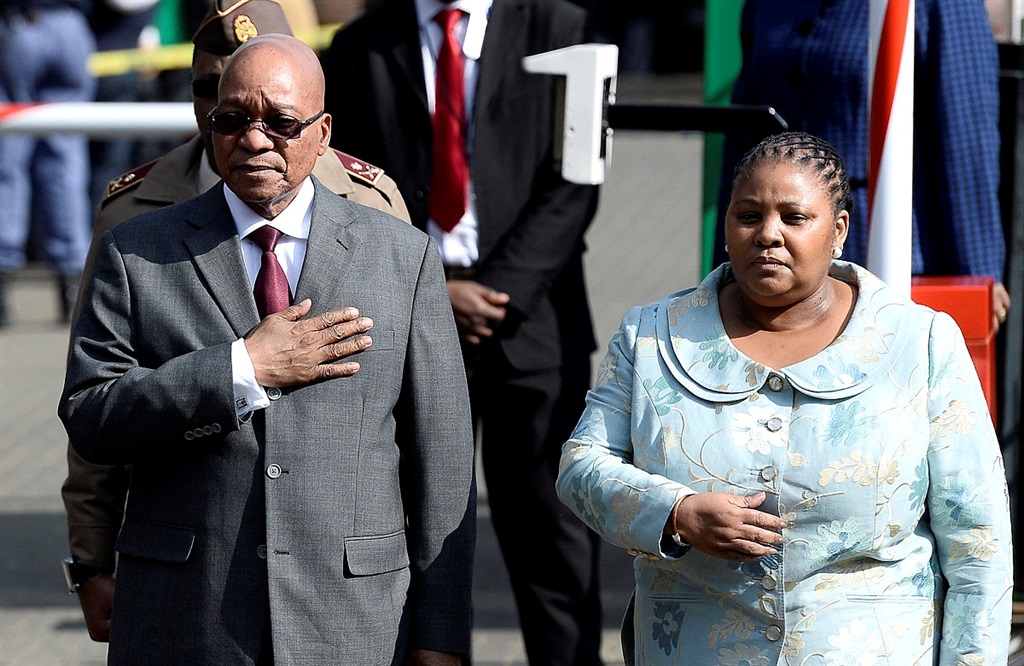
[429, 8, 469, 233]
[250, 225, 291, 318]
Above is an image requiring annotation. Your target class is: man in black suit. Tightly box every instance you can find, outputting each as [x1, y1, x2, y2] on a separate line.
[324, 1, 603, 663]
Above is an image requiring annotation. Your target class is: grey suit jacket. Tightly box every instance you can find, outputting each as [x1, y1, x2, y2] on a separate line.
[59, 179, 475, 665]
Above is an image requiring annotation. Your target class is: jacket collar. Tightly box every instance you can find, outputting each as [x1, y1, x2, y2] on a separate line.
[657, 261, 914, 401]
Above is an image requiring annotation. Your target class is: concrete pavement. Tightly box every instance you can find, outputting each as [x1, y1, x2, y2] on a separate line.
[0, 111, 706, 664]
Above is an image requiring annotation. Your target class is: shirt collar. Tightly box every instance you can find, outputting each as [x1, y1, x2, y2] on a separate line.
[414, 0, 491, 28]
[224, 177, 314, 242]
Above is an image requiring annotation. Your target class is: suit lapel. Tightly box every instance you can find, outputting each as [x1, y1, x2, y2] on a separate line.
[383, 0, 430, 116]
[184, 187, 261, 337]
[294, 180, 361, 308]
[475, 0, 527, 124]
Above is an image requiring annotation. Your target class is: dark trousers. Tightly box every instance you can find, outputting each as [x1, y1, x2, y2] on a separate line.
[469, 347, 603, 665]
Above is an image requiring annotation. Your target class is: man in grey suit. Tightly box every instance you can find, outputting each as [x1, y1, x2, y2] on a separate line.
[59, 34, 474, 665]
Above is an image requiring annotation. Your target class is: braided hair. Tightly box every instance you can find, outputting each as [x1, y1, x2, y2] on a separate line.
[731, 132, 853, 217]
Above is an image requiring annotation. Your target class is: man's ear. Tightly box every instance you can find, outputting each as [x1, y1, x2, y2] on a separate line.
[317, 113, 332, 156]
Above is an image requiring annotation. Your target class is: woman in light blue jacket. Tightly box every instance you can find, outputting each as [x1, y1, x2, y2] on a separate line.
[557, 132, 1012, 664]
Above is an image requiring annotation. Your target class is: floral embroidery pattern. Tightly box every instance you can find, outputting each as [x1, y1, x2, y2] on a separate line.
[609, 490, 641, 544]
[908, 460, 928, 511]
[824, 619, 884, 665]
[945, 593, 992, 650]
[568, 469, 606, 530]
[820, 401, 875, 448]
[819, 451, 882, 487]
[933, 469, 985, 527]
[931, 400, 977, 438]
[707, 608, 755, 647]
[643, 377, 683, 416]
[699, 327, 739, 371]
[948, 527, 999, 563]
[812, 356, 867, 390]
[717, 643, 770, 666]
[807, 519, 871, 566]
[731, 405, 788, 454]
[652, 601, 685, 655]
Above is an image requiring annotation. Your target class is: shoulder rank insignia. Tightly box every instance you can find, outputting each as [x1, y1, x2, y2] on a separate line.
[332, 150, 384, 186]
[105, 159, 159, 200]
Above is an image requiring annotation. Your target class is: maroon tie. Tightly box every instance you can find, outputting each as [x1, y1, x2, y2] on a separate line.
[250, 225, 291, 318]
[429, 8, 469, 233]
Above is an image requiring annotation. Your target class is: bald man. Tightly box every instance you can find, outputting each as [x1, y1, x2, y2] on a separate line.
[59, 35, 475, 665]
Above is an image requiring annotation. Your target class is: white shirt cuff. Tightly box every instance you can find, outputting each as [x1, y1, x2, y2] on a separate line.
[231, 338, 269, 417]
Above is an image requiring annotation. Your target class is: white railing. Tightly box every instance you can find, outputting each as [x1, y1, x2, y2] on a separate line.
[0, 103, 196, 137]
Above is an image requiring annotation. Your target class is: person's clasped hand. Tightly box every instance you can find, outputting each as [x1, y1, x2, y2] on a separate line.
[671, 492, 786, 562]
[446, 279, 510, 345]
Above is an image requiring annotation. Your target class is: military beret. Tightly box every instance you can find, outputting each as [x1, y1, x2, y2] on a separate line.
[192, 0, 293, 56]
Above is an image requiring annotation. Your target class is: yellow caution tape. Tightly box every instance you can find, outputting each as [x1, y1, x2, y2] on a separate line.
[88, 23, 342, 78]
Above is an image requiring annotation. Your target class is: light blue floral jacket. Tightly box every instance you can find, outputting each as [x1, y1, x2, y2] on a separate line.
[556, 262, 1012, 665]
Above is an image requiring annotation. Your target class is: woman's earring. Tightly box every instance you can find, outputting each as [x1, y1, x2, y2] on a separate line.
[832, 246, 843, 259]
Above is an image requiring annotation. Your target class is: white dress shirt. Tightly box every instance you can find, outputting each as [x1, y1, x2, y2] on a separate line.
[414, 0, 492, 268]
[225, 178, 316, 416]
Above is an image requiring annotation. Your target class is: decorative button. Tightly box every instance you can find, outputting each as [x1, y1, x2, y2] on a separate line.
[266, 463, 282, 479]
[267, 387, 282, 401]
[767, 375, 784, 392]
[761, 574, 777, 590]
[766, 625, 783, 641]
[257, 545, 267, 559]
[184, 431, 195, 441]
[766, 417, 783, 432]
[760, 466, 777, 482]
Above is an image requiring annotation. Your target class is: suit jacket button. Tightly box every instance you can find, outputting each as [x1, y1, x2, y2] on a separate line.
[266, 463, 282, 479]
[766, 625, 783, 641]
[202, 425, 213, 435]
[193, 427, 205, 438]
[184, 431, 195, 441]
[257, 545, 267, 559]
[267, 387, 282, 401]
[212, 423, 222, 433]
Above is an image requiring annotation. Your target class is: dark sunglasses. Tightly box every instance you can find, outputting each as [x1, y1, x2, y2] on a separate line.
[207, 109, 325, 141]
[191, 77, 220, 100]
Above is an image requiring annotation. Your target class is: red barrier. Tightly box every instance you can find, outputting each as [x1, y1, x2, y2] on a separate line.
[911, 276, 997, 425]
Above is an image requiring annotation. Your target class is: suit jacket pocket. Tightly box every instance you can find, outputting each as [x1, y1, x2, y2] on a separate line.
[363, 328, 395, 352]
[344, 530, 408, 576]
[116, 518, 195, 563]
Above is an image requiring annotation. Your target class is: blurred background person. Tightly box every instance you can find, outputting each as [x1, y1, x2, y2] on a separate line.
[324, 0, 605, 662]
[0, 0, 95, 326]
[86, 0, 158, 211]
[559, 132, 1013, 664]
[714, 0, 1010, 333]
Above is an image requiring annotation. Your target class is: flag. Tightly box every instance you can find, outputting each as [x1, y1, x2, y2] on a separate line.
[867, 0, 914, 297]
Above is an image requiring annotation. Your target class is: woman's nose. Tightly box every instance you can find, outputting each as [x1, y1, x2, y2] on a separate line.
[754, 217, 784, 246]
